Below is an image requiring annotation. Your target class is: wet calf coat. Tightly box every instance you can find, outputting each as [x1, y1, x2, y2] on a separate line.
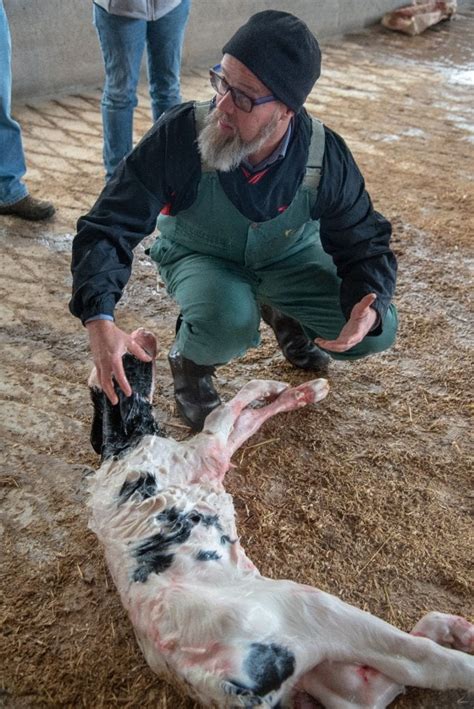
[87, 330, 474, 708]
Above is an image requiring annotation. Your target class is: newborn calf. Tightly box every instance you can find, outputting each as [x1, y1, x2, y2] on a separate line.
[88, 329, 474, 708]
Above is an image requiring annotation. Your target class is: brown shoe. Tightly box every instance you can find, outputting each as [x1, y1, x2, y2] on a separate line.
[0, 195, 55, 221]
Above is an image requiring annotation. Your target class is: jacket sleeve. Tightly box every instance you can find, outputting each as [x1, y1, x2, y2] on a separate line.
[69, 103, 197, 324]
[312, 127, 397, 334]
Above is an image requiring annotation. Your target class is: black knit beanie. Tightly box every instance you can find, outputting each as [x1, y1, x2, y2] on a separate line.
[222, 10, 321, 113]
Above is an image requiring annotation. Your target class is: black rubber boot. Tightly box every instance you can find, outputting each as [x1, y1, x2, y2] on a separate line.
[260, 304, 330, 372]
[168, 343, 221, 431]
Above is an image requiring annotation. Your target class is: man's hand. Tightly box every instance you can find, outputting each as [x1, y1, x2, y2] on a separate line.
[315, 293, 378, 353]
[86, 320, 152, 405]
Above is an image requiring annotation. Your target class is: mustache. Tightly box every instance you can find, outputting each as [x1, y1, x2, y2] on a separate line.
[197, 107, 280, 173]
[216, 111, 235, 127]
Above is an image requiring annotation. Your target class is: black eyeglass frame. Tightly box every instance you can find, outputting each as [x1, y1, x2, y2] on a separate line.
[209, 64, 277, 113]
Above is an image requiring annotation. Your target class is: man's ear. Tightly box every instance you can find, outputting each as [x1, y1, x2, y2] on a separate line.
[279, 104, 295, 122]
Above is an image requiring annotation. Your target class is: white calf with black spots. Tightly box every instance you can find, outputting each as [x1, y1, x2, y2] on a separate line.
[87, 329, 474, 708]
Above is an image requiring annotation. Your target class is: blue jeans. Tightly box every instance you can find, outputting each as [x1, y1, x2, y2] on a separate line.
[0, 1, 28, 205]
[93, 1, 190, 179]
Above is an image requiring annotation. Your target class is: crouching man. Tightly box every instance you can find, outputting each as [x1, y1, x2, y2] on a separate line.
[70, 10, 397, 431]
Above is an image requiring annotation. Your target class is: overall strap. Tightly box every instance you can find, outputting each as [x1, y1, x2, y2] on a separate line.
[194, 100, 214, 173]
[302, 117, 325, 202]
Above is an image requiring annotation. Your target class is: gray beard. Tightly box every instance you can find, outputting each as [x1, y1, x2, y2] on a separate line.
[197, 109, 280, 172]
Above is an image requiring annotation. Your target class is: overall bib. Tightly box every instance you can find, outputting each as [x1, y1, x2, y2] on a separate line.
[150, 101, 397, 365]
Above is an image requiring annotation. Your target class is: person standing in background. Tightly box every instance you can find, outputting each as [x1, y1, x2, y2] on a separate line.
[0, 0, 55, 221]
[93, 0, 190, 180]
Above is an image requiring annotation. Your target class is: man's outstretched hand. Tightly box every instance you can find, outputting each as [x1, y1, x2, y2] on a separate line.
[315, 293, 378, 353]
[86, 320, 152, 405]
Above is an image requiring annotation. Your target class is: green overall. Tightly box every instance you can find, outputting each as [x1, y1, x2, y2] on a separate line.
[150, 101, 397, 366]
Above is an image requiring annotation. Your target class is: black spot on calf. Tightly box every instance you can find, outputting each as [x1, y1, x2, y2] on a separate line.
[132, 506, 205, 582]
[196, 550, 221, 561]
[220, 534, 236, 545]
[133, 550, 174, 582]
[132, 527, 188, 582]
[225, 642, 295, 703]
[118, 472, 157, 505]
[156, 506, 181, 524]
[201, 514, 223, 531]
[244, 643, 295, 696]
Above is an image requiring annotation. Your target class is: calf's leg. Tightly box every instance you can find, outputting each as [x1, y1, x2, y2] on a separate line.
[195, 378, 329, 469]
[299, 611, 474, 708]
[290, 593, 474, 709]
[411, 611, 474, 652]
[226, 379, 329, 455]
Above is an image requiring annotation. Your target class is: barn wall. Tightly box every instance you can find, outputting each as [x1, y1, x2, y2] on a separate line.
[6, 0, 405, 100]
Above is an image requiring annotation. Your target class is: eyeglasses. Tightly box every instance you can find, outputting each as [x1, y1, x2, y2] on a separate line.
[209, 64, 276, 113]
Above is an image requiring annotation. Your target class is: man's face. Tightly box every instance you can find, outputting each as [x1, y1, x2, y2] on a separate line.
[198, 54, 292, 172]
[214, 54, 284, 144]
